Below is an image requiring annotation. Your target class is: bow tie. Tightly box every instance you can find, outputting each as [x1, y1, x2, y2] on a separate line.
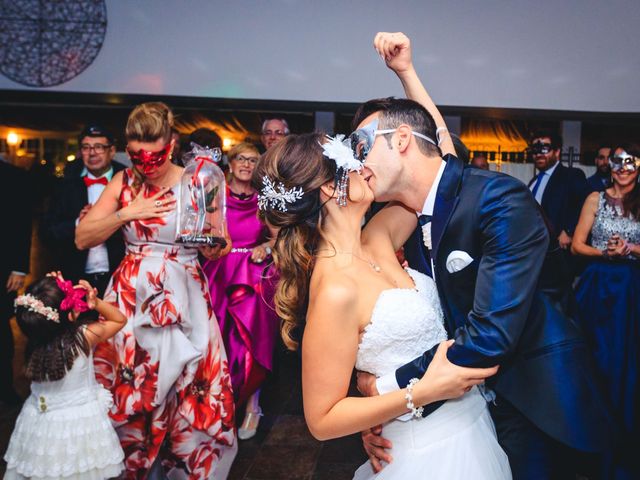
[418, 214, 432, 226]
[83, 176, 108, 187]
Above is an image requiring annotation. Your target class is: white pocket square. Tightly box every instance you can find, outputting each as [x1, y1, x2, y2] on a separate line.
[446, 250, 474, 273]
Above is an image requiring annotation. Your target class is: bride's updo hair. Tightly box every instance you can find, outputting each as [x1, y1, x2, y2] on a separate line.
[252, 133, 336, 350]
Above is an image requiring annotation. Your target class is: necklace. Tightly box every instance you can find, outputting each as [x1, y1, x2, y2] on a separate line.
[229, 189, 252, 200]
[316, 249, 382, 273]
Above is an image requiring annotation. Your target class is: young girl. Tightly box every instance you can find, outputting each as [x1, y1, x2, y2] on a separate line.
[4, 272, 126, 480]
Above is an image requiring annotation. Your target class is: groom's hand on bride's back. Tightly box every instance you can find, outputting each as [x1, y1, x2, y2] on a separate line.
[357, 371, 390, 472]
[362, 425, 393, 473]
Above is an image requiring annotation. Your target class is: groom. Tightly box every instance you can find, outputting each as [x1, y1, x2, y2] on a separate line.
[355, 33, 610, 479]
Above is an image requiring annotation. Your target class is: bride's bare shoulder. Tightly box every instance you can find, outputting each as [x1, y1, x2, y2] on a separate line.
[308, 273, 359, 322]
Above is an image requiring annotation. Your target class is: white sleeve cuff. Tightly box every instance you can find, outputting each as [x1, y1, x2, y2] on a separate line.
[376, 372, 400, 396]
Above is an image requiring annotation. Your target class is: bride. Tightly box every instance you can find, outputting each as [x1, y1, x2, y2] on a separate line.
[252, 48, 511, 480]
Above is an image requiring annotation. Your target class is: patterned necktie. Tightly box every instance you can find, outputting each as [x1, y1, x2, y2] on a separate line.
[83, 176, 108, 187]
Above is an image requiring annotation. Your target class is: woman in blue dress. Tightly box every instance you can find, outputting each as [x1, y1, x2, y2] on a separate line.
[572, 143, 640, 479]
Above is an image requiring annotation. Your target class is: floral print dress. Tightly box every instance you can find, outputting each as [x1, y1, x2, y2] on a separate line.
[94, 169, 236, 479]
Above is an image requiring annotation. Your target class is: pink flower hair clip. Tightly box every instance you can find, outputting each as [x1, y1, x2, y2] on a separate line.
[56, 277, 90, 313]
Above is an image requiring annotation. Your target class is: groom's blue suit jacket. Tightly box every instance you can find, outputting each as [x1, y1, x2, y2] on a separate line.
[401, 155, 610, 453]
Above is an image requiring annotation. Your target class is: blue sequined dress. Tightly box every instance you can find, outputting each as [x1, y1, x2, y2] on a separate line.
[575, 191, 640, 479]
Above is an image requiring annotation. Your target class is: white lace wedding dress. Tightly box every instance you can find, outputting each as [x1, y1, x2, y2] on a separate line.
[353, 268, 511, 479]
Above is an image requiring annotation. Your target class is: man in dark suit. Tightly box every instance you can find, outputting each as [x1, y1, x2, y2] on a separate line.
[355, 32, 609, 479]
[586, 145, 612, 192]
[0, 159, 32, 406]
[42, 125, 125, 296]
[527, 131, 590, 249]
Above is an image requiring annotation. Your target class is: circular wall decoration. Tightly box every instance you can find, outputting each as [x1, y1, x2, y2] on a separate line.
[0, 0, 107, 87]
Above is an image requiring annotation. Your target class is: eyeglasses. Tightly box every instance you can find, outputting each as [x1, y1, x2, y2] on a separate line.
[262, 130, 286, 137]
[80, 143, 112, 154]
[609, 152, 640, 173]
[234, 155, 258, 165]
[349, 118, 436, 162]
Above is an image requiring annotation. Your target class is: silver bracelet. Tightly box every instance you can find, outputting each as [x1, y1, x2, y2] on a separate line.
[405, 378, 424, 418]
[115, 210, 122, 221]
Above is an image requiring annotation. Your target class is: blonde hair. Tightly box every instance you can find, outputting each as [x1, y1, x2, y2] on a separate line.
[251, 133, 336, 350]
[228, 142, 259, 161]
[125, 102, 174, 143]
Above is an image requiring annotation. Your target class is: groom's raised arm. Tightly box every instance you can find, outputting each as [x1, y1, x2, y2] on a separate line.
[374, 32, 456, 157]
[390, 176, 549, 393]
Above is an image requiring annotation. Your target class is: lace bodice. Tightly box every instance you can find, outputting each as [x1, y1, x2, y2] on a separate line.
[591, 192, 640, 260]
[356, 268, 447, 376]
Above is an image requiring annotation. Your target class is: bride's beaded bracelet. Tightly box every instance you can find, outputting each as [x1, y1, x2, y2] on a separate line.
[405, 378, 424, 418]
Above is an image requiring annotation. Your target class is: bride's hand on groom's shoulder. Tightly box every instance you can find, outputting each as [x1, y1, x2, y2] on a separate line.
[418, 340, 500, 403]
[373, 32, 413, 75]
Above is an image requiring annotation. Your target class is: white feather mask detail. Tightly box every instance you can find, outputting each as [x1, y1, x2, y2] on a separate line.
[320, 134, 363, 172]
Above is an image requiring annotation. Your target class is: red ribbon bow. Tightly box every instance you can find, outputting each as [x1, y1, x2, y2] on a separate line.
[56, 277, 90, 313]
[190, 156, 217, 211]
[83, 176, 108, 187]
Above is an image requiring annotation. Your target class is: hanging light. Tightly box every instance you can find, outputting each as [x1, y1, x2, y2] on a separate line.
[7, 132, 20, 146]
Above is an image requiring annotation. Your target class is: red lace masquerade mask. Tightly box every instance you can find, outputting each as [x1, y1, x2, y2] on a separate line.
[127, 143, 172, 174]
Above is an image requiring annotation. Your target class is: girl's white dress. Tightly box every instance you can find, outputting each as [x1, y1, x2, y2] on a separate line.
[4, 351, 124, 480]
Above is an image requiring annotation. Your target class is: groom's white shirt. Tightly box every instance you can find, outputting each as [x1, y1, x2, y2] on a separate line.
[375, 159, 445, 414]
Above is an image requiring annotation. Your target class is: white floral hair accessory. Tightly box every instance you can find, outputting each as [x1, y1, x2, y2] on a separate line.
[320, 134, 364, 207]
[320, 134, 363, 173]
[14, 294, 60, 323]
[258, 176, 305, 212]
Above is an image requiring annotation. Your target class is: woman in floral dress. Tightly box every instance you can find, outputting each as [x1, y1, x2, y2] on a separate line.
[76, 102, 236, 478]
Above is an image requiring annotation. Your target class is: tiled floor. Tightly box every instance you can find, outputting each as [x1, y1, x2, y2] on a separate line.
[0, 327, 368, 479]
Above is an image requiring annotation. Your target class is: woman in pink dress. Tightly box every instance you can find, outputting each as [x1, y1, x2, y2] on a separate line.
[203, 142, 278, 440]
[76, 102, 237, 478]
